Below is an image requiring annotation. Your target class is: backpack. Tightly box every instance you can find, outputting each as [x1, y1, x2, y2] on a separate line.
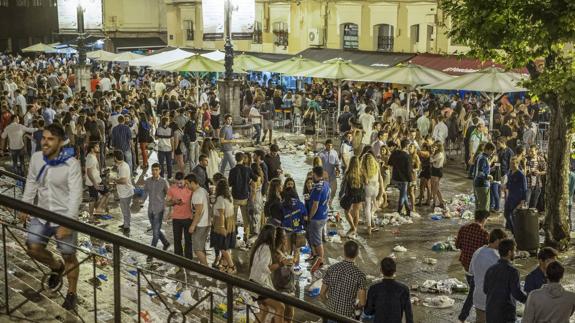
[182, 120, 196, 146]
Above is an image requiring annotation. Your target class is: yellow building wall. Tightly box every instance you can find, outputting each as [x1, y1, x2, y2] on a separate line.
[103, 0, 166, 33]
[164, 0, 468, 55]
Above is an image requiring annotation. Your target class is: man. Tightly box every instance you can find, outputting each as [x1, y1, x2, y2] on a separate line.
[432, 115, 449, 145]
[168, 172, 193, 260]
[219, 114, 236, 174]
[340, 131, 354, 171]
[364, 257, 413, 323]
[156, 116, 174, 179]
[21, 123, 83, 310]
[85, 142, 109, 217]
[388, 139, 413, 216]
[141, 163, 171, 260]
[264, 144, 283, 181]
[260, 97, 275, 144]
[228, 152, 255, 244]
[371, 130, 387, 159]
[337, 104, 353, 134]
[188, 174, 210, 265]
[13, 89, 26, 117]
[317, 139, 340, 209]
[455, 210, 490, 323]
[484, 239, 527, 323]
[111, 115, 133, 173]
[525, 145, 546, 208]
[253, 150, 269, 196]
[320, 241, 367, 319]
[524, 247, 558, 294]
[192, 154, 210, 191]
[42, 104, 56, 126]
[113, 151, 134, 235]
[523, 261, 575, 323]
[417, 110, 431, 137]
[469, 229, 508, 323]
[1, 115, 36, 175]
[359, 106, 375, 145]
[308, 166, 330, 274]
[249, 103, 262, 145]
[474, 142, 495, 212]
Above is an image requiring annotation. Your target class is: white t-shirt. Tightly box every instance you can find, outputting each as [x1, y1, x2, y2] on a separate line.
[249, 107, 261, 125]
[85, 153, 101, 186]
[116, 161, 134, 198]
[192, 187, 210, 227]
[214, 196, 233, 219]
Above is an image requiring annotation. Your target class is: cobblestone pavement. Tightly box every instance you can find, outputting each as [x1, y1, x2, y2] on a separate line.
[0, 135, 574, 323]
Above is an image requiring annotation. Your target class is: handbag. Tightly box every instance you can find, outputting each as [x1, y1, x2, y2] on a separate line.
[272, 265, 294, 292]
[339, 178, 352, 210]
[294, 231, 307, 248]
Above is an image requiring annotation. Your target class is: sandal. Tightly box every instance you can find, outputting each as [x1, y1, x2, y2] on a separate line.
[226, 265, 237, 275]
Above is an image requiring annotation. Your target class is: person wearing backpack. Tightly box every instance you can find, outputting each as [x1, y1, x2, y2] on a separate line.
[183, 110, 199, 170]
[137, 112, 153, 169]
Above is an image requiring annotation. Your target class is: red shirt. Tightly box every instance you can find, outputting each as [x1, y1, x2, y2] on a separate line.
[455, 222, 489, 271]
[167, 185, 193, 219]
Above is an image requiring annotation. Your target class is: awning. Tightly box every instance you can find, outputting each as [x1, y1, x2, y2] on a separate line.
[186, 48, 292, 63]
[410, 53, 528, 76]
[296, 48, 414, 68]
[111, 37, 166, 51]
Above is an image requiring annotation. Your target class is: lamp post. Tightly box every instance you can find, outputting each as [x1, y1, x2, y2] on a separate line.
[223, 0, 235, 80]
[75, 1, 90, 92]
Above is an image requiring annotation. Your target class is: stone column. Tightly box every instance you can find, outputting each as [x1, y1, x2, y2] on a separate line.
[217, 79, 242, 124]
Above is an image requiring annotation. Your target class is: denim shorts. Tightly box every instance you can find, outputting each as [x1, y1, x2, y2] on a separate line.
[27, 218, 77, 255]
[308, 219, 326, 247]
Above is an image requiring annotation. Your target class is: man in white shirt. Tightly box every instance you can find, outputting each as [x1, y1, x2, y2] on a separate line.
[358, 106, 375, 145]
[189, 174, 210, 266]
[1, 115, 37, 175]
[113, 150, 134, 235]
[417, 110, 431, 137]
[85, 142, 109, 217]
[21, 123, 83, 310]
[249, 104, 262, 145]
[432, 115, 449, 145]
[154, 77, 166, 99]
[14, 89, 27, 117]
[99, 73, 112, 92]
[469, 228, 507, 323]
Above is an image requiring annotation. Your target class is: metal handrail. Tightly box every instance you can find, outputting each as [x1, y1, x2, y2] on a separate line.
[0, 168, 26, 182]
[0, 192, 357, 323]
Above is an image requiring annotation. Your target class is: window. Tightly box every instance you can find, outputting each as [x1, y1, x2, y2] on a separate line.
[376, 24, 394, 52]
[31, 0, 42, 6]
[253, 21, 263, 44]
[272, 22, 288, 47]
[15, 0, 28, 7]
[410, 24, 420, 43]
[0, 0, 9, 7]
[184, 20, 194, 41]
[342, 23, 359, 49]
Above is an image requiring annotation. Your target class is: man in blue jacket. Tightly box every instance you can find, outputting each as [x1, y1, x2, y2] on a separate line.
[474, 142, 495, 212]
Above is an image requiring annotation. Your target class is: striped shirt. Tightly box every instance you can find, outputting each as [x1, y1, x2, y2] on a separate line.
[111, 124, 132, 152]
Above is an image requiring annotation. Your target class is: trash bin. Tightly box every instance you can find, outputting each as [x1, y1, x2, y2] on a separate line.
[513, 208, 539, 252]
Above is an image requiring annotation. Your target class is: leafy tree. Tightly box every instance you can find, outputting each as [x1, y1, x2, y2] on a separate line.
[440, 0, 575, 248]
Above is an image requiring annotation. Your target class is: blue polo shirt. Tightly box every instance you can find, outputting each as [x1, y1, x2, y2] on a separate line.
[524, 267, 546, 295]
[310, 180, 330, 221]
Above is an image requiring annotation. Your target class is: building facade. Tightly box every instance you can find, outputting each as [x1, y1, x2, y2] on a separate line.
[0, 0, 58, 52]
[165, 0, 469, 55]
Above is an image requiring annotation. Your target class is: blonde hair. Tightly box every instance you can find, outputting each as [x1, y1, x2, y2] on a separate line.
[345, 156, 363, 189]
[312, 156, 323, 168]
[361, 153, 379, 180]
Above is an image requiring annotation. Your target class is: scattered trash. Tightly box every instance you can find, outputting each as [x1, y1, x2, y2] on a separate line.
[379, 212, 414, 226]
[516, 250, 531, 259]
[417, 278, 468, 294]
[422, 296, 455, 308]
[325, 235, 342, 243]
[176, 289, 195, 306]
[393, 245, 407, 252]
[423, 258, 438, 265]
[431, 238, 458, 252]
[308, 288, 320, 297]
[96, 273, 108, 282]
[300, 246, 311, 254]
[139, 310, 152, 323]
[98, 214, 113, 220]
[431, 215, 443, 221]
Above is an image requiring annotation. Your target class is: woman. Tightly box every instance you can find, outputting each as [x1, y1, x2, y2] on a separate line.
[417, 142, 432, 206]
[342, 156, 365, 238]
[283, 91, 294, 120]
[361, 153, 384, 234]
[75, 115, 87, 167]
[248, 225, 286, 323]
[408, 143, 421, 213]
[137, 112, 153, 168]
[282, 177, 298, 199]
[504, 157, 527, 234]
[273, 228, 295, 321]
[379, 146, 391, 208]
[172, 122, 186, 173]
[211, 179, 237, 274]
[264, 178, 283, 226]
[200, 138, 220, 180]
[280, 183, 306, 265]
[250, 161, 265, 234]
[430, 141, 446, 208]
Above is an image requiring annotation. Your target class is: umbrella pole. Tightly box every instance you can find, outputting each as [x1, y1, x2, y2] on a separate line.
[337, 80, 342, 124]
[489, 93, 495, 132]
[407, 89, 411, 125]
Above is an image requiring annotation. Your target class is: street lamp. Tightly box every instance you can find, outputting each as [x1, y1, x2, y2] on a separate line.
[223, 0, 237, 80]
[76, 2, 86, 65]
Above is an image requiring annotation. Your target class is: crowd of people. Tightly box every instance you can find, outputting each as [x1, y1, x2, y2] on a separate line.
[1, 51, 574, 322]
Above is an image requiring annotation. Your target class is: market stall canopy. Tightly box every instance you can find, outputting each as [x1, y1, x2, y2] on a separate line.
[253, 55, 322, 75]
[411, 53, 529, 76]
[129, 48, 194, 67]
[152, 54, 227, 73]
[232, 53, 273, 72]
[297, 48, 414, 69]
[422, 66, 527, 93]
[201, 50, 225, 62]
[347, 62, 452, 86]
[293, 58, 376, 80]
[22, 43, 57, 53]
[109, 37, 166, 52]
[87, 50, 116, 61]
[102, 51, 144, 62]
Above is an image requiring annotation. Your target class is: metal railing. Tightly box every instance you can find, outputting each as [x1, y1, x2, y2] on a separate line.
[0, 168, 357, 323]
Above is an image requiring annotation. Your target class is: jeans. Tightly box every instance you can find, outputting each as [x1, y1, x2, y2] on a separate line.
[526, 186, 541, 208]
[123, 149, 133, 174]
[252, 124, 261, 144]
[474, 186, 490, 212]
[172, 218, 193, 259]
[119, 196, 132, 229]
[187, 141, 200, 170]
[396, 182, 410, 213]
[490, 182, 501, 211]
[504, 199, 521, 234]
[148, 210, 169, 247]
[158, 150, 173, 179]
[220, 150, 236, 174]
[458, 273, 475, 321]
[10, 149, 24, 176]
